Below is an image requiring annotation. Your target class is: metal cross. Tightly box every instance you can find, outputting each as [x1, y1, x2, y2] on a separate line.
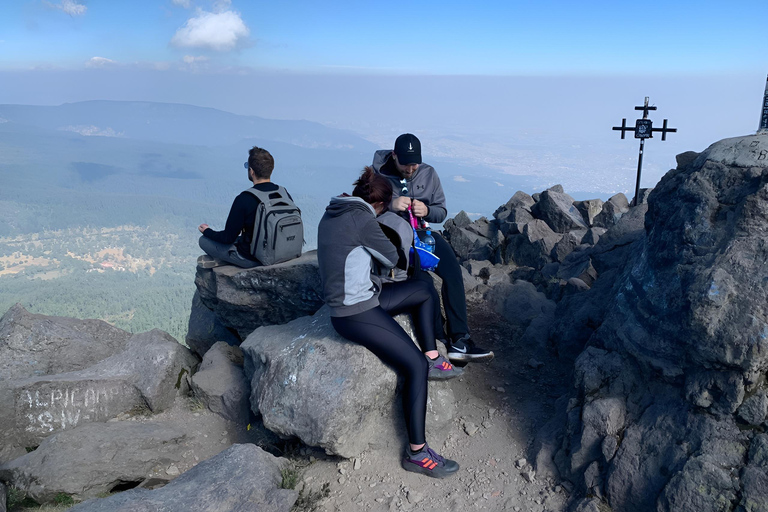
[613, 97, 677, 206]
[759, 74, 768, 134]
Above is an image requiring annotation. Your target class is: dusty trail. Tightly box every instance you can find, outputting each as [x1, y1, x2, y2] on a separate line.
[291, 301, 573, 512]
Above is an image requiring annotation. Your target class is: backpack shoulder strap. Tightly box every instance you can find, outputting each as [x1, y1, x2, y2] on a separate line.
[243, 185, 290, 206]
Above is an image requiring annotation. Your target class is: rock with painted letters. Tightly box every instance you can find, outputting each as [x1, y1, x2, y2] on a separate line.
[0, 328, 197, 459]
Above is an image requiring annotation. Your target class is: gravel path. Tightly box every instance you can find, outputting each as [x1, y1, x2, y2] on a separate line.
[290, 301, 573, 512]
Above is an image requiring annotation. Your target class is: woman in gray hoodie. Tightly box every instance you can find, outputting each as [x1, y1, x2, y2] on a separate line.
[317, 167, 460, 479]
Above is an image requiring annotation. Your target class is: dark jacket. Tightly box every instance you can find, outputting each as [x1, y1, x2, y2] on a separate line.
[317, 195, 400, 317]
[371, 150, 447, 224]
[202, 182, 287, 260]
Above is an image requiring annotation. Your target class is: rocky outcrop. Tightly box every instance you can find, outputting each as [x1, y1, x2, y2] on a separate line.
[0, 422, 188, 503]
[185, 291, 240, 358]
[241, 307, 456, 458]
[592, 193, 629, 229]
[67, 444, 297, 512]
[536, 133, 768, 511]
[194, 251, 324, 342]
[190, 342, 251, 425]
[531, 189, 588, 233]
[0, 329, 198, 452]
[0, 304, 130, 383]
[443, 212, 504, 263]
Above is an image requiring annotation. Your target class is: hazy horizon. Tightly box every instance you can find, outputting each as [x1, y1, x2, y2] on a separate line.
[3, 70, 765, 196]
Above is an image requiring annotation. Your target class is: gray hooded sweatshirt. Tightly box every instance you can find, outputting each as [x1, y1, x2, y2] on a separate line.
[371, 149, 447, 224]
[317, 195, 401, 317]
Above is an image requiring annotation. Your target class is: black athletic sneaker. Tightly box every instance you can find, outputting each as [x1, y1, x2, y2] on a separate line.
[447, 334, 494, 363]
[197, 255, 225, 268]
[402, 444, 460, 478]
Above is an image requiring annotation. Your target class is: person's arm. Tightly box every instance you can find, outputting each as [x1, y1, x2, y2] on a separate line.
[422, 170, 447, 223]
[202, 193, 250, 244]
[359, 217, 399, 270]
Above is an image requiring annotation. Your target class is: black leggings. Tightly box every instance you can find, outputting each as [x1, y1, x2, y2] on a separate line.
[413, 230, 469, 340]
[330, 279, 436, 445]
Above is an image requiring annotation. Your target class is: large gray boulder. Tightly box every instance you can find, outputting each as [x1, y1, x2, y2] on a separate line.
[195, 251, 324, 339]
[190, 342, 251, 424]
[592, 193, 629, 229]
[539, 134, 768, 512]
[505, 219, 562, 269]
[443, 213, 504, 263]
[493, 191, 535, 236]
[67, 444, 297, 512]
[574, 199, 604, 227]
[596, 134, 768, 385]
[0, 422, 187, 503]
[1, 329, 198, 450]
[0, 304, 130, 383]
[185, 291, 241, 358]
[531, 189, 588, 233]
[0, 395, 256, 506]
[241, 307, 455, 458]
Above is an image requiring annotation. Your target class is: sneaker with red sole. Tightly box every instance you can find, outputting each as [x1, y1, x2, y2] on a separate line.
[426, 354, 463, 380]
[402, 444, 459, 478]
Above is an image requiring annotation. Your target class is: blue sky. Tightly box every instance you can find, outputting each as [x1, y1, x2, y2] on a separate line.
[1, 0, 766, 74]
[1, 0, 766, 195]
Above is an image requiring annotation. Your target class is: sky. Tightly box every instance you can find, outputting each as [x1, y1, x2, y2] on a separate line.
[1, 0, 767, 195]
[1, 0, 766, 75]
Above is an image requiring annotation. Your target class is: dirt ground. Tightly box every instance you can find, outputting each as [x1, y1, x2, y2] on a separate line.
[289, 301, 573, 512]
[5, 301, 574, 512]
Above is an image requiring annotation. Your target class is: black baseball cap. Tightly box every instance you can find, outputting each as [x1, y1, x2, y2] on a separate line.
[393, 133, 422, 166]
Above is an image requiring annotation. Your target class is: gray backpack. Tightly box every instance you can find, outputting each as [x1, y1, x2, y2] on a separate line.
[244, 186, 303, 265]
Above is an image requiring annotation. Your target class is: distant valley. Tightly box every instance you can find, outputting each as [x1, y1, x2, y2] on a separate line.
[0, 100, 549, 341]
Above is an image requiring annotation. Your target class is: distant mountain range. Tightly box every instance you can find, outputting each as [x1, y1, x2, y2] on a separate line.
[0, 100, 377, 150]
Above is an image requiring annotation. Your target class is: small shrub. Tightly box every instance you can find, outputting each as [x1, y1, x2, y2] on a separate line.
[7, 486, 37, 509]
[292, 482, 331, 512]
[52, 493, 75, 506]
[280, 467, 300, 490]
[187, 396, 205, 412]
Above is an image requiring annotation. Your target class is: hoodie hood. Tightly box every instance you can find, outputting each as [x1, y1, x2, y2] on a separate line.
[325, 195, 376, 218]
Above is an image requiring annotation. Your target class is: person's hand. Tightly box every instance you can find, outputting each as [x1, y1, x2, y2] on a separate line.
[411, 199, 428, 218]
[392, 196, 412, 212]
[198, 223, 209, 233]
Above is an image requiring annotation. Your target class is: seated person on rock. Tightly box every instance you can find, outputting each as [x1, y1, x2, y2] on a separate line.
[372, 133, 493, 364]
[198, 145, 301, 269]
[317, 166, 460, 479]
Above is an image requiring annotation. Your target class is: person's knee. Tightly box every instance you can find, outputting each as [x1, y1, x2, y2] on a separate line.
[198, 235, 211, 253]
[411, 355, 429, 381]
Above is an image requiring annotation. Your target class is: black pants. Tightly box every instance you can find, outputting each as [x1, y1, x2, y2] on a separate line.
[330, 279, 436, 445]
[413, 231, 469, 340]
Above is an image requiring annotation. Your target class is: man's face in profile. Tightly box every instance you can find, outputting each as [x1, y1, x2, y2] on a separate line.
[393, 153, 419, 180]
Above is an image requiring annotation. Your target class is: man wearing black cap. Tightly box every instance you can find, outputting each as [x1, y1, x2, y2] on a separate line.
[372, 134, 494, 364]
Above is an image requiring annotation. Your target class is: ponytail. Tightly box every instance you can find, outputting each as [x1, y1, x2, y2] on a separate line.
[353, 166, 393, 206]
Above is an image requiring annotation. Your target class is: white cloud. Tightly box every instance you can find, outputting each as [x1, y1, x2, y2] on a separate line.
[171, 0, 192, 7]
[494, 181, 504, 187]
[59, 125, 123, 137]
[171, 10, 249, 52]
[183, 55, 209, 64]
[85, 56, 117, 68]
[50, 0, 87, 16]
[453, 175, 469, 182]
